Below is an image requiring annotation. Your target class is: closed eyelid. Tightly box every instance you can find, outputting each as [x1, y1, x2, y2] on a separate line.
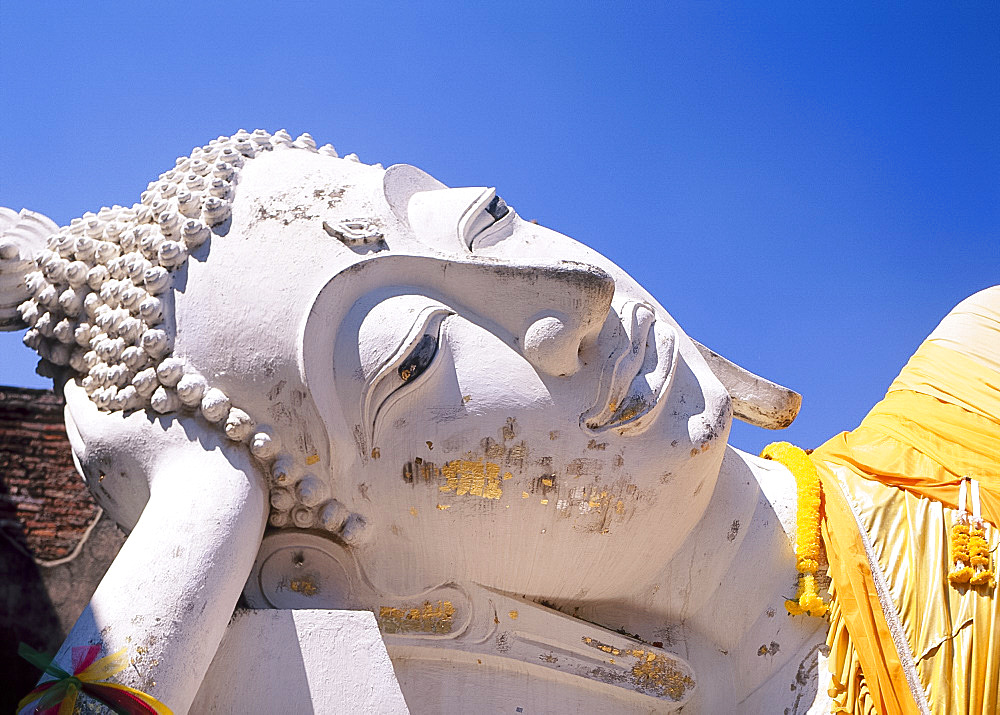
[361, 304, 453, 444]
[468, 199, 515, 251]
[370, 305, 452, 380]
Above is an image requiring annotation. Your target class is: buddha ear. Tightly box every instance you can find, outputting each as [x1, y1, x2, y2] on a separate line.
[382, 164, 447, 224]
[691, 340, 802, 429]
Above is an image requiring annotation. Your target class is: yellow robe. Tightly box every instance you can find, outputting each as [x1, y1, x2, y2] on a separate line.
[810, 288, 999, 714]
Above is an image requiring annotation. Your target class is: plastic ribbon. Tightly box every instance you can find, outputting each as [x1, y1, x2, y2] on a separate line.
[17, 643, 173, 715]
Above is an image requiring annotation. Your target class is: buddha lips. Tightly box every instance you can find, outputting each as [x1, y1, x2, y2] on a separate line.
[760, 442, 827, 618]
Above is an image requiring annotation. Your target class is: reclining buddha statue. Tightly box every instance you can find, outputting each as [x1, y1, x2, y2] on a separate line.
[2, 129, 996, 714]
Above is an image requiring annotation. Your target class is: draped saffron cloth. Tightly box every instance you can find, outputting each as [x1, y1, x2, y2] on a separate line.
[810, 288, 1000, 715]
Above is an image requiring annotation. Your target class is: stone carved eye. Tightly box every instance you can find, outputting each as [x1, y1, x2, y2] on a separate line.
[485, 195, 509, 222]
[462, 191, 514, 251]
[405, 186, 516, 253]
[398, 333, 437, 383]
[361, 304, 453, 443]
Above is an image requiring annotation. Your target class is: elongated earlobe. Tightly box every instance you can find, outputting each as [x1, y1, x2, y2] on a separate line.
[692, 340, 802, 429]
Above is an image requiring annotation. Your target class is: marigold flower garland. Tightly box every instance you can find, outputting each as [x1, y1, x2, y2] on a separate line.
[948, 477, 995, 589]
[761, 442, 827, 617]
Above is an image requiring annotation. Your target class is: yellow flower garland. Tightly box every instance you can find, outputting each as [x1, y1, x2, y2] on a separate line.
[948, 477, 995, 589]
[761, 441, 827, 617]
[948, 522, 972, 584]
[968, 523, 994, 587]
[948, 520, 995, 587]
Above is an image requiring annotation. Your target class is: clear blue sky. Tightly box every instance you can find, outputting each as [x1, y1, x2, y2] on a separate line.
[1, 2, 997, 454]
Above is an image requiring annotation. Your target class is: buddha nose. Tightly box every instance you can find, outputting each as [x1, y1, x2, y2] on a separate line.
[442, 259, 616, 377]
[307, 253, 616, 382]
[515, 263, 615, 376]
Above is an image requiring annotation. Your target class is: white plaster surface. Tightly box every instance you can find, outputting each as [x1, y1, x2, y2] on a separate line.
[190, 609, 408, 714]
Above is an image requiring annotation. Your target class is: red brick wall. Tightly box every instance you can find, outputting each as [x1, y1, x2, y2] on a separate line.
[0, 386, 99, 561]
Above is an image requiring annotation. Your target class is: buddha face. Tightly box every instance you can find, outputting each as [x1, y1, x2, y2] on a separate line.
[47, 136, 733, 602]
[292, 160, 734, 600]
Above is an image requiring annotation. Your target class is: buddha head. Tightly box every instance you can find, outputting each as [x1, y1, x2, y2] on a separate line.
[5, 130, 796, 601]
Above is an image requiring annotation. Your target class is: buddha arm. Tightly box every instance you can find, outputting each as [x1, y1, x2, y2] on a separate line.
[48, 381, 268, 714]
